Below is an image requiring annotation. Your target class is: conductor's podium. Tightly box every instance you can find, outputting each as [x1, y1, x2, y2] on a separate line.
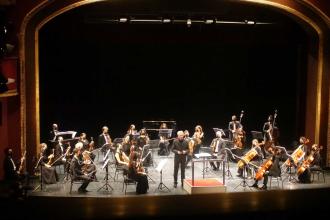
[183, 178, 226, 194]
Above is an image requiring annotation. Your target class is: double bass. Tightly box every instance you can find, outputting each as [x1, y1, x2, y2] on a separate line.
[233, 110, 245, 149]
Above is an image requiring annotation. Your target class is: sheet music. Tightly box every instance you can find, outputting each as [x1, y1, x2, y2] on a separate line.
[194, 153, 212, 159]
[156, 159, 168, 172]
[102, 158, 110, 170]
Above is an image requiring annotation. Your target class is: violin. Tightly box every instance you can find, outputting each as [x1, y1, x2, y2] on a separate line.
[47, 149, 55, 166]
[89, 137, 95, 151]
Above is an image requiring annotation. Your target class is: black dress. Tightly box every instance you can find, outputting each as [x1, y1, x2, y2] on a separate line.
[128, 164, 149, 194]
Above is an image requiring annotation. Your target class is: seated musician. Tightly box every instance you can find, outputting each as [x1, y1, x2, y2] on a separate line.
[251, 146, 281, 190]
[158, 123, 170, 156]
[297, 143, 320, 184]
[70, 148, 93, 193]
[115, 144, 130, 168]
[128, 151, 149, 194]
[81, 150, 97, 181]
[122, 134, 131, 156]
[209, 131, 226, 171]
[39, 143, 58, 184]
[78, 133, 96, 161]
[127, 124, 138, 139]
[137, 128, 149, 149]
[237, 139, 263, 177]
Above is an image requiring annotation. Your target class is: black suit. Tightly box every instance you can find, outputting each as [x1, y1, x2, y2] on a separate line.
[70, 156, 91, 191]
[228, 121, 242, 141]
[172, 139, 189, 185]
[3, 155, 18, 181]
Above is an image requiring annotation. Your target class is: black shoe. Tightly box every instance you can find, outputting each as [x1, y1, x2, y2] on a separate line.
[174, 183, 177, 188]
[236, 174, 243, 178]
[258, 185, 267, 190]
[78, 188, 88, 193]
[251, 183, 258, 188]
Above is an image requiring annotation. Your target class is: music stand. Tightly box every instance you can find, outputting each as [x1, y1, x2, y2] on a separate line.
[97, 158, 113, 192]
[232, 154, 253, 191]
[155, 159, 170, 192]
[251, 131, 263, 141]
[33, 156, 44, 191]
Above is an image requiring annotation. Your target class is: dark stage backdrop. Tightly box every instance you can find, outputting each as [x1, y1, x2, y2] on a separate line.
[39, 10, 307, 147]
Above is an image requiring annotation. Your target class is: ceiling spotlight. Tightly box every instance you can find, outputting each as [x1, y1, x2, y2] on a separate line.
[162, 18, 171, 23]
[119, 18, 128, 23]
[205, 19, 214, 24]
[245, 20, 255, 25]
[187, 19, 192, 27]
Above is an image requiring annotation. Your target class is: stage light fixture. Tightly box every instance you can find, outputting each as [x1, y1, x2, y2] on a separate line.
[245, 20, 255, 25]
[162, 18, 171, 23]
[205, 19, 214, 24]
[119, 18, 128, 23]
[187, 19, 191, 27]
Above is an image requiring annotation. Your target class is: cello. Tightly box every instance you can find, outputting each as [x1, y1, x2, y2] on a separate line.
[297, 144, 322, 176]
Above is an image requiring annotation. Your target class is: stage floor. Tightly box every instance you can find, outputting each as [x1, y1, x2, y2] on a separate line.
[28, 148, 330, 197]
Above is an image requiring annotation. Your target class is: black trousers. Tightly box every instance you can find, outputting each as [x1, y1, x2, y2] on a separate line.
[174, 155, 186, 184]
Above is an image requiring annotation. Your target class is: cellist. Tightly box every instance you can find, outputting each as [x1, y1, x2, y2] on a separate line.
[251, 146, 282, 190]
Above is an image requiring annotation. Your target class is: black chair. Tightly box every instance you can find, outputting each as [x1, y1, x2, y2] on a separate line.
[122, 173, 136, 195]
[310, 166, 326, 183]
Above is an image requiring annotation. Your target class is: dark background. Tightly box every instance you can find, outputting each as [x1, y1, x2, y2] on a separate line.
[39, 4, 307, 147]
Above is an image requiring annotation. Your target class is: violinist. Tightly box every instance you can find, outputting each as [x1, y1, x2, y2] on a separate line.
[53, 136, 65, 166]
[251, 146, 281, 190]
[137, 128, 149, 149]
[98, 126, 113, 154]
[81, 150, 97, 181]
[184, 130, 194, 167]
[128, 151, 149, 194]
[38, 143, 58, 184]
[158, 123, 170, 156]
[70, 148, 92, 193]
[115, 143, 130, 168]
[78, 133, 96, 161]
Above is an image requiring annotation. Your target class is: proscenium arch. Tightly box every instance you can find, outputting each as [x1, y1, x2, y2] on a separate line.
[19, 0, 330, 170]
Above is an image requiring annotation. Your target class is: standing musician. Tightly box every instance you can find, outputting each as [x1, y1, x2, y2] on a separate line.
[228, 115, 242, 141]
[263, 115, 279, 152]
[172, 130, 189, 188]
[127, 124, 138, 141]
[209, 130, 226, 171]
[53, 136, 65, 166]
[70, 148, 93, 193]
[49, 123, 59, 141]
[251, 146, 282, 190]
[192, 125, 204, 154]
[98, 126, 113, 154]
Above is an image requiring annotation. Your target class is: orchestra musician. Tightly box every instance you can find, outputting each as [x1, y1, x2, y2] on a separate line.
[3, 147, 26, 197]
[137, 128, 149, 149]
[184, 130, 194, 167]
[228, 115, 242, 141]
[98, 126, 113, 154]
[78, 132, 96, 161]
[128, 151, 149, 194]
[38, 143, 58, 184]
[49, 123, 59, 141]
[251, 146, 282, 190]
[70, 148, 93, 193]
[53, 136, 65, 166]
[192, 125, 204, 154]
[172, 130, 189, 188]
[158, 123, 170, 156]
[209, 130, 226, 171]
[115, 143, 130, 167]
[263, 115, 279, 151]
